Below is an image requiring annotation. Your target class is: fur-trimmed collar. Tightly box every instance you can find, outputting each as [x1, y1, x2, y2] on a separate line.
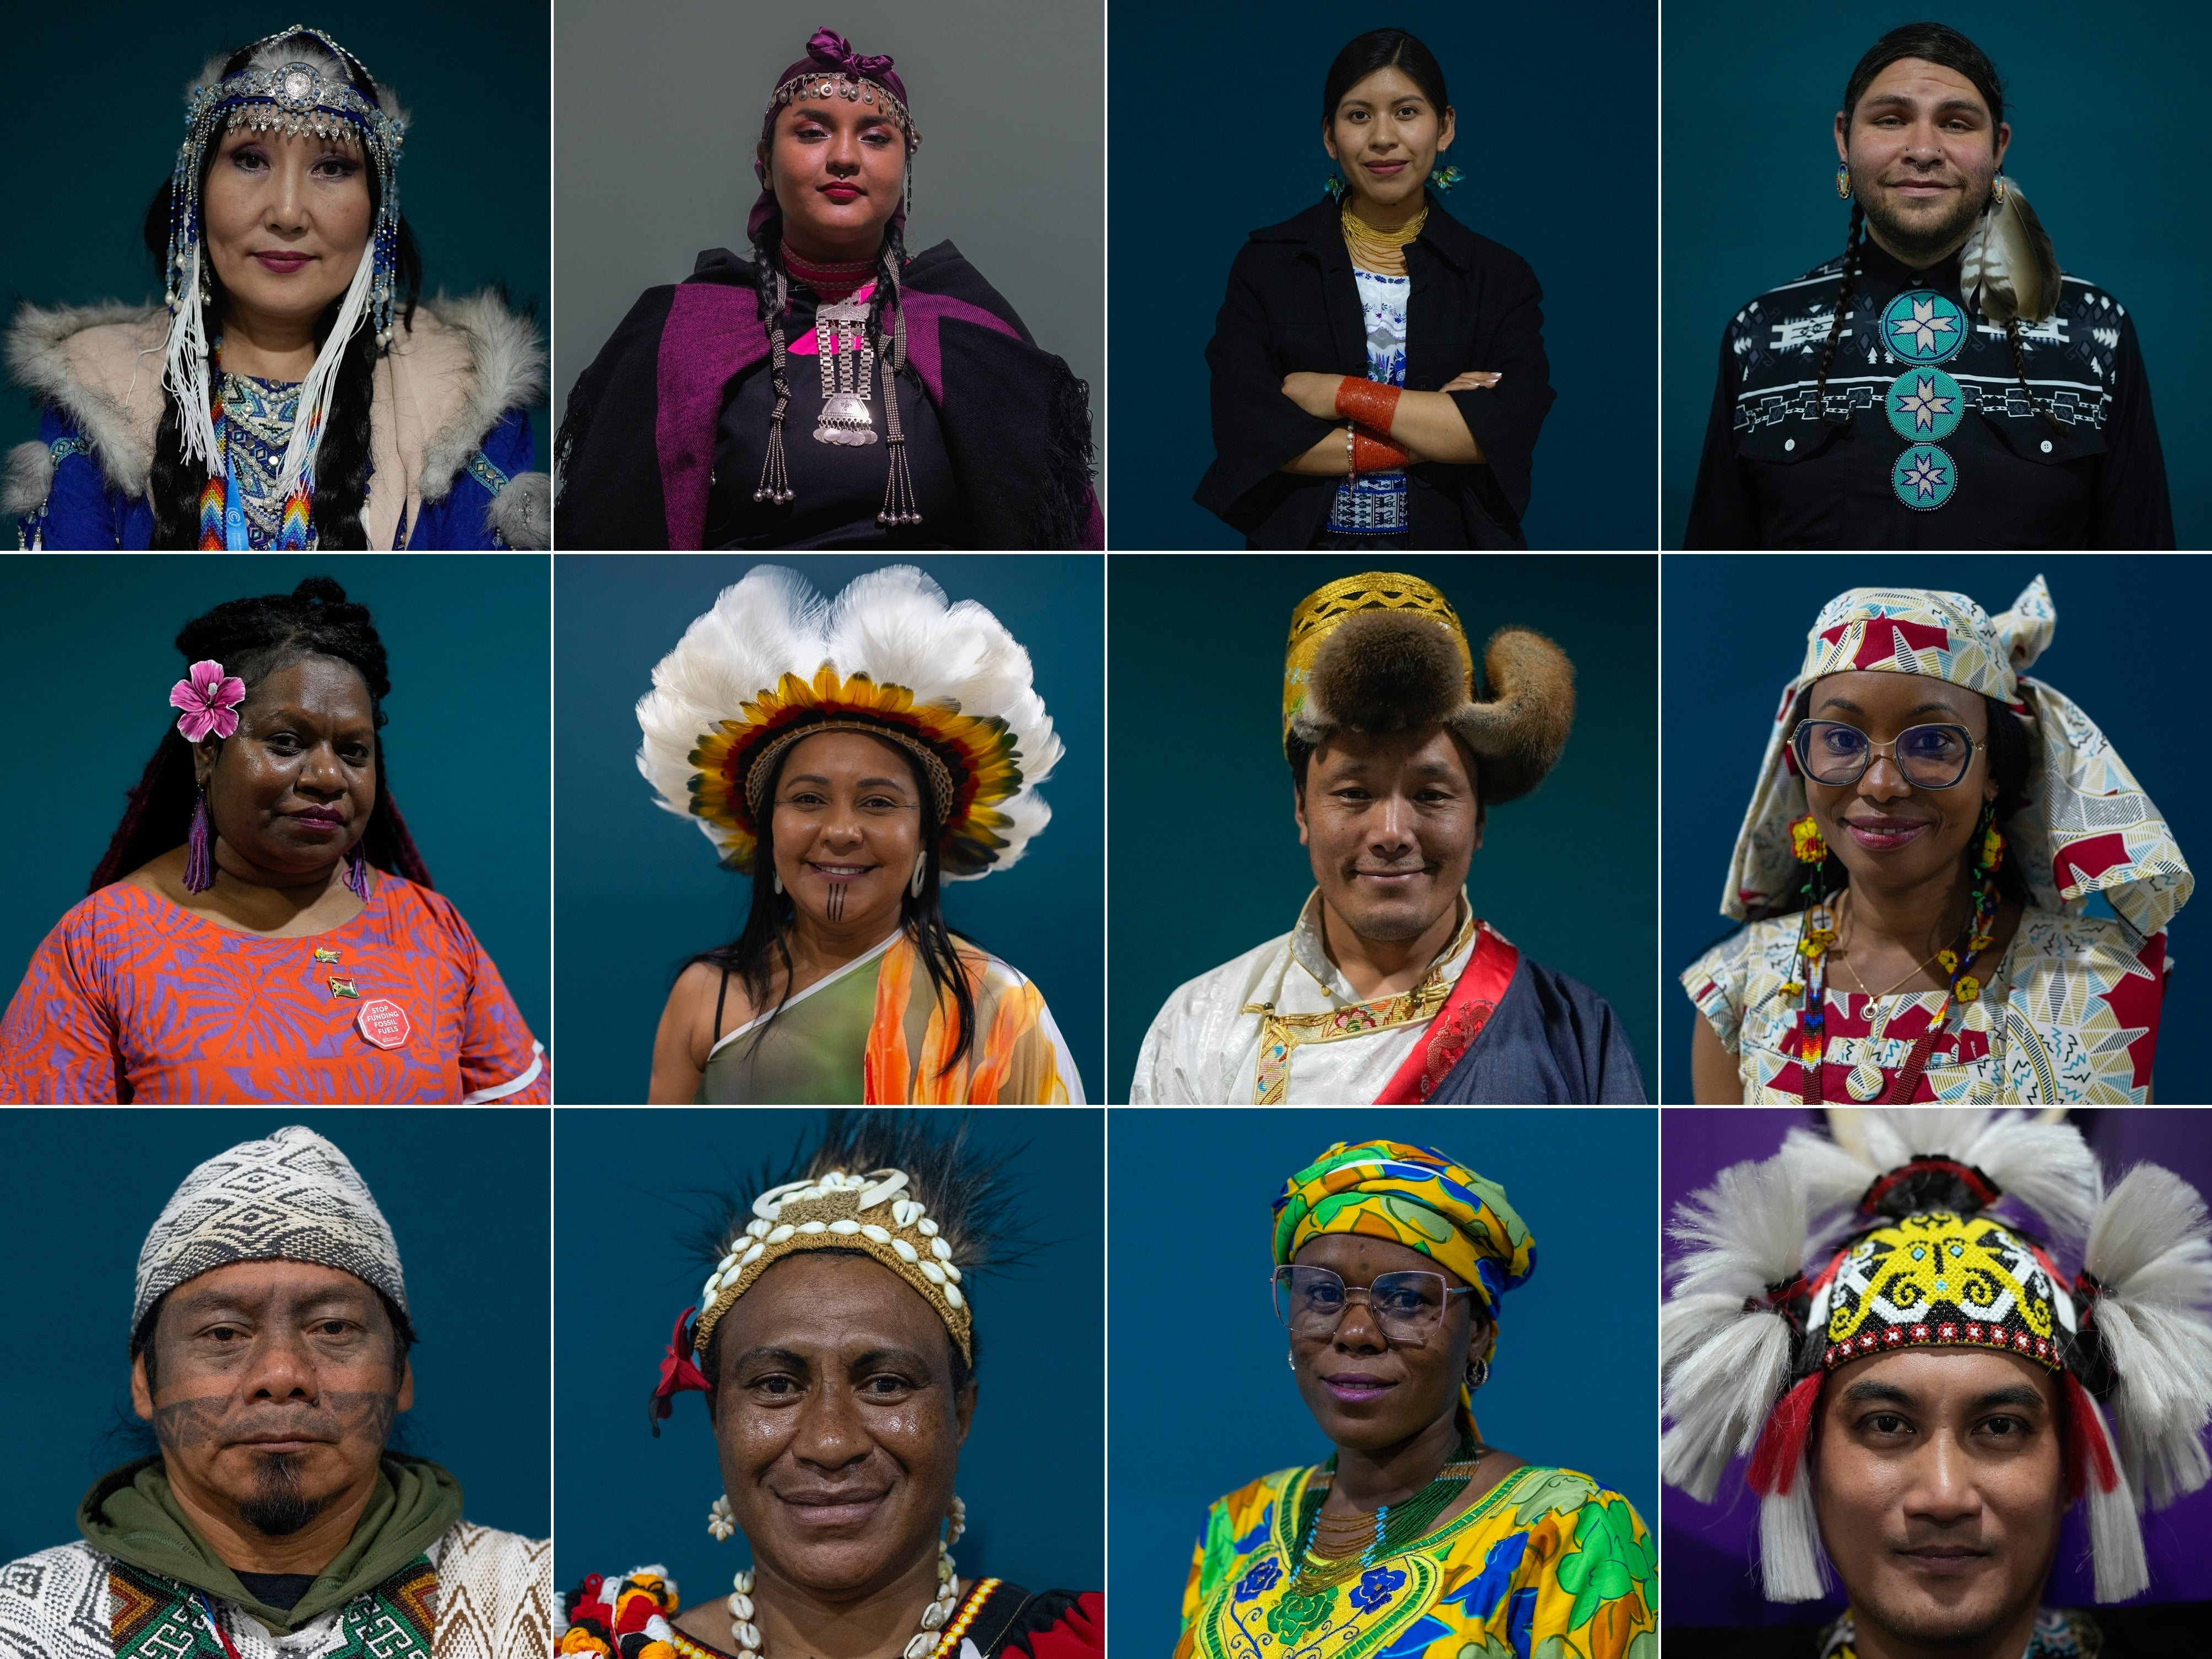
[6, 290, 544, 547]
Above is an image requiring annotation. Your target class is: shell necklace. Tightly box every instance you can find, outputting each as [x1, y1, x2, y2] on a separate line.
[728, 1511, 963, 1659]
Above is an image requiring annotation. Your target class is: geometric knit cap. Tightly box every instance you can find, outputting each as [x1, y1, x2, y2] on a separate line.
[132, 1125, 408, 1339]
[635, 565, 1060, 881]
[1280, 572, 1575, 807]
[1720, 574, 2193, 939]
[1661, 1109, 2212, 1606]
[1272, 1140, 1536, 1334]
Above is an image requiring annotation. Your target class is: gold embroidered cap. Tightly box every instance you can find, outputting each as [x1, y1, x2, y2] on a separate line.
[1281, 571, 1575, 805]
[694, 1167, 972, 1363]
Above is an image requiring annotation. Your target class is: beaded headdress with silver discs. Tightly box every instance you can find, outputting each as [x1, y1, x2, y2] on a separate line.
[163, 25, 407, 498]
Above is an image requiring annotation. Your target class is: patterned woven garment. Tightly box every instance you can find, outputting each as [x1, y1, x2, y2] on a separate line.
[1817, 1607, 2098, 1659]
[0, 1524, 549, 1659]
[1178, 1465, 1654, 1659]
[0, 875, 547, 1104]
[215, 371, 309, 549]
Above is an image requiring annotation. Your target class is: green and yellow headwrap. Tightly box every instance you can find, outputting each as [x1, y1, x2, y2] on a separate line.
[1272, 1141, 1536, 1328]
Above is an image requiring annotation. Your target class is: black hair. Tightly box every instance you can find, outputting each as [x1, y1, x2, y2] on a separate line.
[689, 735, 977, 1074]
[1285, 731, 1490, 831]
[88, 576, 433, 894]
[1817, 25, 2051, 429]
[1321, 28, 1450, 126]
[691, 1112, 1040, 1401]
[133, 1282, 416, 1391]
[1753, 684, 2033, 921]
[138, 29, 424, 550]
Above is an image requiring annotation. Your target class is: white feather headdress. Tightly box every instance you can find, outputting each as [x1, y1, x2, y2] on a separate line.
[636, 565, 1061, 880]
[1662, 1110, 2212, 1606]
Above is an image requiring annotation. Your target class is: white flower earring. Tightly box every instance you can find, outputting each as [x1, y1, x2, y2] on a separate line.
[708, 1493, 736, 1541]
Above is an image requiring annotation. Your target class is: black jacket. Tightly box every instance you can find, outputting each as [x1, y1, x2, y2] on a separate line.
[1194, 192, 1554, 548]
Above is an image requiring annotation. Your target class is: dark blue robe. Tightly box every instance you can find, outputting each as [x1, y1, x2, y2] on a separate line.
[1426, 955, 1646, 1103]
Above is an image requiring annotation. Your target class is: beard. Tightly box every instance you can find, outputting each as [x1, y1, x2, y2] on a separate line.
[237, 1452, 331, 1537]
[1858, 171, 1993, 266]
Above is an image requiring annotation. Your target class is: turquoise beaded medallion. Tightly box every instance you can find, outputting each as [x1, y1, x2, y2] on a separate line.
[1880, 290, 1968, 511]
[1892, 443, 1958, 511]
[1887, 369, 1962, 441]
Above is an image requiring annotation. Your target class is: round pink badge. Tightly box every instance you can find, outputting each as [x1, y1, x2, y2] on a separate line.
[356, 999, 411, 1051]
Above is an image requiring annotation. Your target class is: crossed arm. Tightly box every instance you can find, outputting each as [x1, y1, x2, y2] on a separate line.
[1278, 371, 1497, 475]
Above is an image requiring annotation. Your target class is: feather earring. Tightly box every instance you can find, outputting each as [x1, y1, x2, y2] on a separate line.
[1960, 177, 2060, 324]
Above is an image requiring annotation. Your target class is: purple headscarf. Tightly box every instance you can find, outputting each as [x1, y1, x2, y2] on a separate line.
[748, 27, 920, 243]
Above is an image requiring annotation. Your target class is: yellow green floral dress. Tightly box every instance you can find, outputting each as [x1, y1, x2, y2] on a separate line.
[1176, 1464, 1654, 1659]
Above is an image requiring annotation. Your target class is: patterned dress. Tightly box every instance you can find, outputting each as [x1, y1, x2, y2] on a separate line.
[1178, 1464, 1654, 1659]
[1327, 268, 1413, 538]
[1683, 907, 2167, 1103]
[0, 876, 547, 1104]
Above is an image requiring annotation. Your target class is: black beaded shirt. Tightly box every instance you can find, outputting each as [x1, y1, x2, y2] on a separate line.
[1685, 237, 2172, 549]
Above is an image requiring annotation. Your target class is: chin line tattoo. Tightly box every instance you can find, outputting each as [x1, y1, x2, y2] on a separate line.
[826, 883, 847, 922]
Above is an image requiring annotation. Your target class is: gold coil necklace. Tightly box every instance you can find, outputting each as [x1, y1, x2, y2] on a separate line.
[1340, 199, 1430, 275]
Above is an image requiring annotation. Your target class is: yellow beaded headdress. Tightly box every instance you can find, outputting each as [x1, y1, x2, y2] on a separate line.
[1281, 571, 1575, 805]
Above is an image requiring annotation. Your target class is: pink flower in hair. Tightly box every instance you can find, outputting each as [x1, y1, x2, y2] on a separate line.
[170, 659, 247, 742]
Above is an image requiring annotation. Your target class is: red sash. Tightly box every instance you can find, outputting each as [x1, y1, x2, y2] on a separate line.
[1375, 922, 1521, 1104]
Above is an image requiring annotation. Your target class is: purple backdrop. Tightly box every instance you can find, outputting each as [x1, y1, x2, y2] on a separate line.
[1661, 1108, 2212, 1625]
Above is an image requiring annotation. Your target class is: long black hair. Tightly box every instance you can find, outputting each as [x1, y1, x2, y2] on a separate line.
[1321, 28, 1450, 127]
[139, 30, 424, 550]
[88, 576, 432, 892]
[1751, 684, 2034, 921]
[1816, 24, 2049, 429]
[690, 735, 978, 1073]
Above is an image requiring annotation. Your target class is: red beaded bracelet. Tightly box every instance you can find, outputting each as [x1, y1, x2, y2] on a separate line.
[1351, 427, 1410, 473]
[1335, 377, 1403, 433]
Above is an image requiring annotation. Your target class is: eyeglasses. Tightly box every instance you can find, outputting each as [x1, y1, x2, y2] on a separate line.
[1791, 719, 1984, 790]
[1272, 1265, 1472, 1343]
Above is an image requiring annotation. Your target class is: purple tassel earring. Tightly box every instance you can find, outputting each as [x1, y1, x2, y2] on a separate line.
[344, 843, 371, 902]
[183, 787, 216, 893]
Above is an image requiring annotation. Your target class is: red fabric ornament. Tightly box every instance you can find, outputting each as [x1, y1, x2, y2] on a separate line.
[1748, 1373, 1825, 1495]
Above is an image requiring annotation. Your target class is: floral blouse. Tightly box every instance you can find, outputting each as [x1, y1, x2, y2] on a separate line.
[1177, 1463, 1654, 1659]
[1683, 906, 2167, 1103]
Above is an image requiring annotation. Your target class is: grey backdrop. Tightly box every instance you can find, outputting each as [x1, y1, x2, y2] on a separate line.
[553, 0, 1105, 491]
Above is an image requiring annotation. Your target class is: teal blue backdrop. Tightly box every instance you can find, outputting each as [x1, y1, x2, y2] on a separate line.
[552, 1108, 1104, 1603]
[1660, 554, 2212, 1104]
[1106, 1, 1658, 549]
[553, 555, 1104, 1104]
[1108, 1106, 1659, 1659]
[1663, 1, 2212, 547]
[0, 1, 550, 472]
[1105, 553, 1658, 1103]
[0, 1107, 551, 1565]
[0, 555, 552, 1049]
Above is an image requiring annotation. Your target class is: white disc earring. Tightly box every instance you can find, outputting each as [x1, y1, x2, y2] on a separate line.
[910, 854, 927, 898]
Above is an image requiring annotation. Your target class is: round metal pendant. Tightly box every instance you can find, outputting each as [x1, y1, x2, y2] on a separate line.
[1892, 443, 1959, 511]
[1880, 289, 1967, 365]
[1886, 368, 1964, 441]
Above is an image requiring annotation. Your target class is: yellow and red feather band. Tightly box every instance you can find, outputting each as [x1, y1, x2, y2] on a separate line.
[683, 666, 1023, 876]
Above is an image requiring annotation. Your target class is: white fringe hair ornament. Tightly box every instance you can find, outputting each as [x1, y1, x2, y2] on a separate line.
[636, 565, 1061, 880]
[1662, 1109, 2212, 1606]
[162, 25, 407, 498]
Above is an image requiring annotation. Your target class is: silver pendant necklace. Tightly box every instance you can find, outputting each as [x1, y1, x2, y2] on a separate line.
[814, 297, 880, 446]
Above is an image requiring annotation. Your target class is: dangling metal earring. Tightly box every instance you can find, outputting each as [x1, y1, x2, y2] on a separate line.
[1835, 163, 1852, 199]
[707, 1494, 735, 1541]
[183, 785, 216, 893]
[1465, 1357, 1491, 1391]
[772, 868, 783, 896]
[1992, 171, 2008, 207]
[1288, 1352, 1297, 1370]
[910, 854, 927, 899]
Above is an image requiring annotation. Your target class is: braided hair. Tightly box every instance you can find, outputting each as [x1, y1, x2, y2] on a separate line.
[137, 31, 423, 550]
[1811, 203, 1865, 427]
[88, 576, 432, 893]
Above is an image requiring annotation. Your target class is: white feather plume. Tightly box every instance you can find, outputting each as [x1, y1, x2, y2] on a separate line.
[2083, 1163, 2212, 1509]
[636, 565, 1059, 878]
[1661, 1156, 1807, 1502]
[2076, 1387, 2151, 1602]
[1758, 1457, 1832, 1603]
[1780, 1110, 2101, 1250]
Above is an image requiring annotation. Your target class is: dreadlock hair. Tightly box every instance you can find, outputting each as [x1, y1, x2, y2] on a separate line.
[692, 1111, 1036, 1397]
[139, 30, 424, 550]
[88, 576, 433, 893]
[1821, 26, 2011, 428]
[1752, 682, 2034, 923]
[688, 733, 977, 1075]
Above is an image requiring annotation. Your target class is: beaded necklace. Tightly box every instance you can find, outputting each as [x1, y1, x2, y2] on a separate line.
[1289, 1428, 1488, 1588]
[1340, 200, 1429, 276]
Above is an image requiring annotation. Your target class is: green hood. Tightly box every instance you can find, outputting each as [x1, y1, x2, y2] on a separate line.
[78, 1454, 465, 1634]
